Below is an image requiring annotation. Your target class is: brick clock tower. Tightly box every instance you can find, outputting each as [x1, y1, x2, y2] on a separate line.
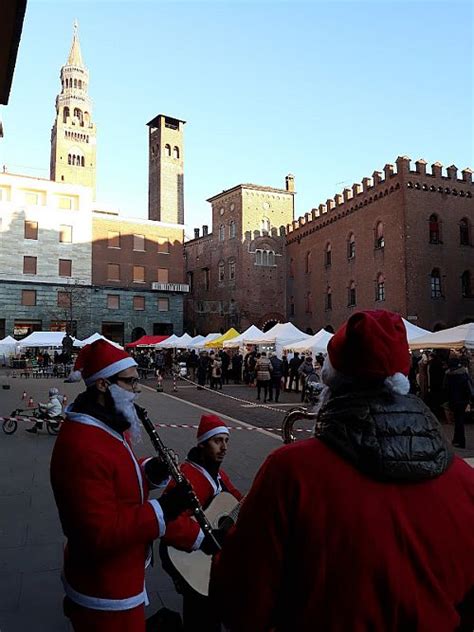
[50, 21, 97, 197]
[147, 114, 185, 224]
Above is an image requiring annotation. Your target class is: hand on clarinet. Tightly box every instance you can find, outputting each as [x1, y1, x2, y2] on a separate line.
[199, 527, 228, 556]
[157, 479, 195, 522]
[144, 457, 170, 486]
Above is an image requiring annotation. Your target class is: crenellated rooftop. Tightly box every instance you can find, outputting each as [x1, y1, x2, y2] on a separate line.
[286, 156, 473, 238]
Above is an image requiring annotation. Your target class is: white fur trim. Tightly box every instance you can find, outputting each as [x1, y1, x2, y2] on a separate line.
[62, 574, 146, 611]
[148, 499, 166, 537]
[64, 369, 82, 383]
[384, 372, 410, 395]
[84, 357, 137, 386]
[197, 426, 230, 444]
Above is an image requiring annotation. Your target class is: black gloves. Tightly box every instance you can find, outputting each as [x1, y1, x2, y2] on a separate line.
[199, 527, 228, 556]
[158, 482, 194, 523]
[144, 457, 170, 487]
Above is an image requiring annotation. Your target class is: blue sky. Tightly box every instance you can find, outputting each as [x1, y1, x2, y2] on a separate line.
[2, 0, 473, 239]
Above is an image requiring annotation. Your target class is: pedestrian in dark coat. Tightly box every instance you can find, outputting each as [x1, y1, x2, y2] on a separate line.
[268, 353, 283, 402]
[444, 357, 472, 449]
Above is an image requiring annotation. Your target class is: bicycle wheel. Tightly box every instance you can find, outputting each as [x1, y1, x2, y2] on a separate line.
[2, 418, 18, 434]
[47, 421, 61, 435]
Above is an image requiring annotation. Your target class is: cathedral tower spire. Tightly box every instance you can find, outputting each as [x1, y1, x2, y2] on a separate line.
[50, 21, 96, 197]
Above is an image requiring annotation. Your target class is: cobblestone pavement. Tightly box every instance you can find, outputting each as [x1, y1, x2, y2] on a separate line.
[0, 374, 472, 631]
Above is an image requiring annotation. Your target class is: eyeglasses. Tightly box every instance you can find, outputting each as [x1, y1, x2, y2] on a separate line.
[116, 377, 140, 388]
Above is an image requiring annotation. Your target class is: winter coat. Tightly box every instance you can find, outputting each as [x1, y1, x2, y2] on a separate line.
[255, 357, 272, 382]
[40, 395, 63, 418]
[298, 359, 315, 378]
[210, 387, 474, 632]
[270, 357, 283, 379]
[444, 366, 472, 407]
[211, 359, 223, 379]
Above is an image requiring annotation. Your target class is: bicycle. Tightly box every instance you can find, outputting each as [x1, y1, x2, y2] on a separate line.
[2, 407, 64, 435]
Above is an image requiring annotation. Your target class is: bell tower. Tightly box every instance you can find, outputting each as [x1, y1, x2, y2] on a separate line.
[50, 21, 96, 197]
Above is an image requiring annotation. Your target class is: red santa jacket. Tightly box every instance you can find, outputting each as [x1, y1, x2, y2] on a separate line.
[50, 412, 166, 611]
[211, 439, 474, 632]
[162, 456, 242, 552]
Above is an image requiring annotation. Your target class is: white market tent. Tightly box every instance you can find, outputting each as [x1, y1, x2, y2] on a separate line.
[245, 322, 310, 356]
[156, 333, 195, 349]
[78, 332, 123, 349]
[0, 336, 19, 364]
[409, 323, 474, 351]
[402, 318, 430, 343]
[155, 334, 179, 349]
[223, 325, 264, 348]
[283, 328, 333, 354]
[188, 333, 221, 349]
[17, 331, 81, 349]
[188, 335, 205, 347]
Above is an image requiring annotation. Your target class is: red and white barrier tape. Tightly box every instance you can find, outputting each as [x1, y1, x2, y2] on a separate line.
[152, 422, 310, 433]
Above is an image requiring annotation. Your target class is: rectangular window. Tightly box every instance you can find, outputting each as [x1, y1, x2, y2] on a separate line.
[376, 282, 385, 302]
[25, 191, 39, 205]
[107, 295, 120, 309]
[187, 271, 194, 291]
[326, 293, 332, 311]
[58, 196, 72, 210]
[23, 256, 37, 275]
[59, 259, 72, 277]
[229, 261, 236, 280]
[21, 290, 36, 306]
[133, 234, 145, 251]
[107, 263, 120, 280]
[133, 296, 145, 310]
[59, 225, 73, 243]
[158, 238, 170, 254]
[158, 298, 169, 312]
[133, 265, 145, 283]
[157, 268, 169, 283]
[57, 291, 72, 308]
[108, 231, 121, 248]
[203, 268, 210, 291]
[24, 220, 38, 240]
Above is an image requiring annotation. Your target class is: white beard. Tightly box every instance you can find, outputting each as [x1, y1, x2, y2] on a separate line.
[108, 384, 142, 444]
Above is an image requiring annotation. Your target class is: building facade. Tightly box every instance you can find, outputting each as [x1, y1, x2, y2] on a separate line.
[286, 156, 474, 333]
[0, 24, 187, 344]
[184, 177, 295, 333]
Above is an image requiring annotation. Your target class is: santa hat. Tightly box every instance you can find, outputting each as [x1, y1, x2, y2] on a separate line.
[66, 339, 137, 386]
[327, 310, 410, 394]
[197, 414, 229, 444]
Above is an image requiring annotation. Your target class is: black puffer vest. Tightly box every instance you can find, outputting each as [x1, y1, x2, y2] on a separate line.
[316, 388, 453, 482]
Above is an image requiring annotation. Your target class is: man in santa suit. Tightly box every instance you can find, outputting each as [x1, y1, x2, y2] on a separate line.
[210, 310, 474, 632]
[160, 414, 242, 631]
[50, 339, 189, 632]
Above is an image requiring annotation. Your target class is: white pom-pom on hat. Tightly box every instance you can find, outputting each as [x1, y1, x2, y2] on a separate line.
[384, 372, 410, 395]
[64, 369, 83, 383]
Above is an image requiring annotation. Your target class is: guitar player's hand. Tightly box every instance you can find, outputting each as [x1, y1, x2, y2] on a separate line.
[199, 528, 227, 556]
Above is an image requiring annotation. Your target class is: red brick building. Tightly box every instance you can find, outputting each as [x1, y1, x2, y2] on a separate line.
[286, 156, 474, 333]
[184, 178, 295, 333]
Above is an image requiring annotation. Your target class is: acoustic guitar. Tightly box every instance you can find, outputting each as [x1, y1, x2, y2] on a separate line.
[166, 491, 242, 596]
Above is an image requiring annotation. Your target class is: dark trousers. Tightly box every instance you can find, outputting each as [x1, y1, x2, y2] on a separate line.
[452, 402, 467, 447]
[183, 591, 221, 632]
[268, 377, 281, 402]
[256, 380, 269, 401]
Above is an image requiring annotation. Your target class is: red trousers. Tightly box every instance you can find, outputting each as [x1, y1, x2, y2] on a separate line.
[65, 598, 145, 632]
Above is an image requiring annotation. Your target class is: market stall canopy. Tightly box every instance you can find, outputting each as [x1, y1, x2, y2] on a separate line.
[156, 333, 194, 349]
[0, 335, 18, 357]
[155, 334, 179, 349]
[17, 331, 81, 349]
[409, 323, 474, 351]
[223, 325, 264, 348]
[402, 318, 430, 343]
[125, 335, 169, 348]
[205, 328, 240, 349]
[283, 328, 333, 354]
[78, 333, 124, 349]
[189, 335, 205, 347]
[189, 333, 221, 349]
[245, 322, 310, 356]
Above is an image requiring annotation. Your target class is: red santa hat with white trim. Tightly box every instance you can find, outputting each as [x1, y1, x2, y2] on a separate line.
[66, 339, 137, 386]
[197, 414, 230, 444]
[326, 309, 411, 395]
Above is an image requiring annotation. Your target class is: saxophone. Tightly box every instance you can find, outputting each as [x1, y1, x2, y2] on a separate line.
[281, 406, 319, 443]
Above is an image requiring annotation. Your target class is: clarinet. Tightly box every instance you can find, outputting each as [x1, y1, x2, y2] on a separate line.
[135, 405, 221, 551]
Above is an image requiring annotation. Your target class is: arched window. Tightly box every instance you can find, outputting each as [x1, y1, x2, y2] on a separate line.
[348, 281, 356, 307]
[81, 156, 85, 167]
[262, 251, 268, 266]
[219, 225, 225, 241]
[73, 79, 77, 88]
[430, 268, 442, 298]
[173, 146, 180, 159]
[78, 79, 82, 89]
[429, 214, 441, 244]
[218, 261, 225, 282]
[305, 250, 311, 273]
[268, 251, 275, 266]
[375, 221, 384, 249]
[229, 221, 236, 239]
[63, 106, 70, 123]
[325, 243, 332, 266]
[325, 286, 332, 311]
[460, 218, 470, 245]
[290, 296, 295, 316]
[165, 144, 171, 157]
[72, 155, 76, 166]
[261, 217, 270, 233]
[256, 250, 262, 265]
[305, 291, 312, 313]
[228, 259, 236, 280]
[347, 233, 355, 259]
[461, 271, 472, 298]
[289, 257, 295, 278]
[376, 273, 385, 301]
